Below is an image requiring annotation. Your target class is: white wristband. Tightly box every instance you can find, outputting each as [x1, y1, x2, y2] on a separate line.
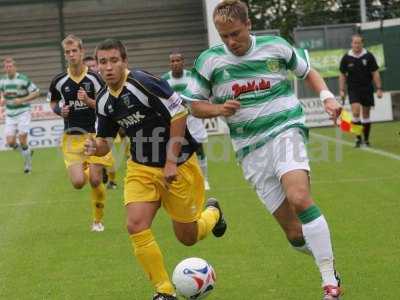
[319, 90, 335, 102]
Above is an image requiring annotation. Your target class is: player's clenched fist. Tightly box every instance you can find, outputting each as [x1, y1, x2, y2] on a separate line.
[77, 87, 89, 103]
[219, 99, 240, 117]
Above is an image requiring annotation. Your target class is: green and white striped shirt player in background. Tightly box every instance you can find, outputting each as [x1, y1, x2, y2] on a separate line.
[182, 1, 343, 299]
[0, 57, 40, 173]
[162, 52, 210, 190]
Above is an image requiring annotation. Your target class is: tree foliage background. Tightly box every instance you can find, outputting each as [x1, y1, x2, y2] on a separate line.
[242, 0, 400, 41]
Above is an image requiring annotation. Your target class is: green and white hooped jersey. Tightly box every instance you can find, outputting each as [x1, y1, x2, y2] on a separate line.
[182, 35, 310, 160]
[0, 73, 39, 117]
[161, 69, 192, 93]
[162, 69, 208, 143]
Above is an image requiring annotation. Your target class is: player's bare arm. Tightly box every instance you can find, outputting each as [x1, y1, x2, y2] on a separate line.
[14, 90, 40, 105]
[305, 68, 342, 122]
[77, 87, 96, 108]
[164, 112, 187, 183]
[191, 99, 240, 118]
[372, 70, 383, 98]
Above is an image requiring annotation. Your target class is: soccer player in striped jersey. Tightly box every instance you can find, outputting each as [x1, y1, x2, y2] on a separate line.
[162, 51, 210, 190]
[48, 34, 113, 232]
[182, 1, 343, 299]
[84, 39, 227, 300]
[0, 57, 39, 173]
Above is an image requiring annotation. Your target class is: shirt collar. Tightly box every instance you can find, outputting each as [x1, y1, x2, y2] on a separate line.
[348, 48, 367, 58]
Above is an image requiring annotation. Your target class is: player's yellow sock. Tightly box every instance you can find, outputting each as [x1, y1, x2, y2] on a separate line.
[197, 207, 220, 241]
[130, 229, 174, 295]
[91, 183, 105, 222]
[108, 171, 116, 182]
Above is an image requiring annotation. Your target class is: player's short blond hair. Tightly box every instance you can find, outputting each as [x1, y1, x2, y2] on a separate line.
[62, 34, 83, 49]
[213, 0, 249, 23]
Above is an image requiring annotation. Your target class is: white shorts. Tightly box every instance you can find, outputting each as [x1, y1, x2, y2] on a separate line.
[187, 115, 208, 143]
[4, 111, 31, 136]
[241, 128, 310, 214]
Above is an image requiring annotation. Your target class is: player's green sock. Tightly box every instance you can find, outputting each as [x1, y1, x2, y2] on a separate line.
[91, 183, 105, 222]
[197, 207, 219, 241]
[130, 229, 175, 295]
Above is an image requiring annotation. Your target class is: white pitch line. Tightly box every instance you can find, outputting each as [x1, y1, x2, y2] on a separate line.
[311, 132, 400, 161]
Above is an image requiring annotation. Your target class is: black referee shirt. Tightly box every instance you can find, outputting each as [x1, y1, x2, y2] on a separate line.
[339, 49, 379, 91]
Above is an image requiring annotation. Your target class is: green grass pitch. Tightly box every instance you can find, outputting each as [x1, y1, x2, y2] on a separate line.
[0, 121, 399, 299]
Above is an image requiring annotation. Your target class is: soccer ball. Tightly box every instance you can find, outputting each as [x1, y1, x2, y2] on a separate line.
[172, 257, 216, 299]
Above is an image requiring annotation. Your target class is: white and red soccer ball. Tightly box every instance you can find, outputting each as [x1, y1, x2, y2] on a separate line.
[172, 257, 216, 299]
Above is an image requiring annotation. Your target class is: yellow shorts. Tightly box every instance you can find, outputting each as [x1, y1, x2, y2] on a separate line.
[61, 133, 114, 168]
[124, 154, 205, 223]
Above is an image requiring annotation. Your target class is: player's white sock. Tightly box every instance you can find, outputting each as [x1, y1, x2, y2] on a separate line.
[299, 205, 337, 287]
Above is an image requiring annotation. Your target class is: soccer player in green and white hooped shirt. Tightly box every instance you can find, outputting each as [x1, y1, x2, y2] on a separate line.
[0, 57, 39, 173]
[182, 1, 343, 299]
[162, 51, 210, 190]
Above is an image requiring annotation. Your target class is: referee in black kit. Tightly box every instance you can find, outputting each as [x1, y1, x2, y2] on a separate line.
[339, 34, 383, 147]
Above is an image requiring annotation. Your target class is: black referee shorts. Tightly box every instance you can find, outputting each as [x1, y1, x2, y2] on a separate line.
[348, 88, 375, 107]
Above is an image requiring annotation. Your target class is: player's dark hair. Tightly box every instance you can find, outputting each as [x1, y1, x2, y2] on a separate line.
[83, 55, 95, 62]
[169, 49, 184, 60]
[95, 39, 127, 61]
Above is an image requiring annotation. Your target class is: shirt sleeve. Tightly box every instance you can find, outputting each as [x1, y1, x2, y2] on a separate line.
[25, 77, 39, 93]
[274, 36, 310, 79]
[47, 78, 61, 103]
[287, 47, 311, 79]
[368, 53, 379, 72]
[181, 67, 212, 102]
[88, 71, 105, 94]
[134, 70, 187, 120]
[339, 55, 348, 74]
